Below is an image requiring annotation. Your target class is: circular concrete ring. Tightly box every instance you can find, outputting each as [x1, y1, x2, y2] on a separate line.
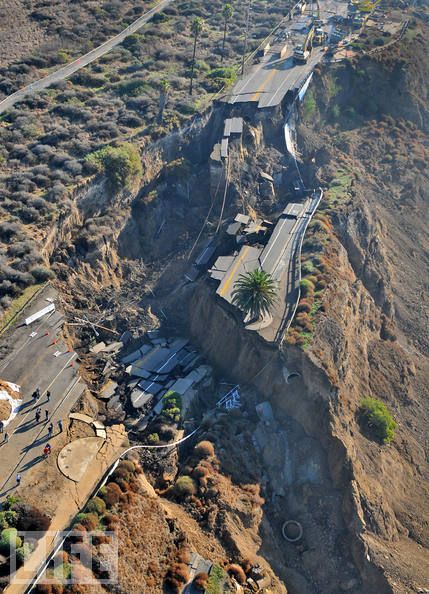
[287, 372, 301, 383]
[282, 520, 303, 543]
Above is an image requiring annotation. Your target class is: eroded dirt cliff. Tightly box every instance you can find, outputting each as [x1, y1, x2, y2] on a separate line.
[184, 23, 429, 594]
[39, 21, 429, 594]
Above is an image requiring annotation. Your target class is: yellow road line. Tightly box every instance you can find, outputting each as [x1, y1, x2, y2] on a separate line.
[219, 246, 250, 297]
[250, 68, 278, 102]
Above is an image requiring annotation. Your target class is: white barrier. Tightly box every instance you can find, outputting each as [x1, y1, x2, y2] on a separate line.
[25, 303, 55, 326]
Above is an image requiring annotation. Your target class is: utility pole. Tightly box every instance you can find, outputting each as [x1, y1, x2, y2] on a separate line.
[241, 0, 252, 75]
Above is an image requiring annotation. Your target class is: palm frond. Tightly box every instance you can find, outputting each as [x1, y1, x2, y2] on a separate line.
[231, 269, 277, 320]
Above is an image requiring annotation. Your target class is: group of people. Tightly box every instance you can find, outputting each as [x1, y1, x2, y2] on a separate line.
[34, 406, 63, 435]
[3, 386, 67, 489]
[32, 388, 64, 439]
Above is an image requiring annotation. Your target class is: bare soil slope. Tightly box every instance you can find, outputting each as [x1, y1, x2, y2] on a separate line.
[294, 27, 429, 592]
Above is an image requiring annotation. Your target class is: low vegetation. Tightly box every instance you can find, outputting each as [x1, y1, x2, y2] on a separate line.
[0, 497, 51, 576]
[206, 564, 226, 594]
[85, 142, 143, 191]
[0, 0, 292, 325]
[359, 396, 396, 444]
[161, 390, 182, 424]
[286, 213, 334, 349]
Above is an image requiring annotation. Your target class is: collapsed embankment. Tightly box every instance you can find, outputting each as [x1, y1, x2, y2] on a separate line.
[186, 25, 429, 594]
[189, 282, 392, 594]
[39, 22, 429, 592]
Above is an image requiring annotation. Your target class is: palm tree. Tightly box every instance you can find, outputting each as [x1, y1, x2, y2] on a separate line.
[221, 3, 234, 63]
[189, 17, 205, 96]
[158, 78, 170, 123]
[231, 269, 277, 321]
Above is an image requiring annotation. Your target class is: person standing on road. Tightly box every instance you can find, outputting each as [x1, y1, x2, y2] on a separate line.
[48, 422, 53, 437]
[45, 409, 49, 422]
[46, 391, 51, 402]
[35, 409, 41, 423]
[36, 387, 40, 399]
[0, 421, 3, 434]
[32, 390, 38, 402]
[16, 474, 21, 487]
[58, 419, 63, 433]
[43, 443, 51, 458]
[4, 432, 9, 443]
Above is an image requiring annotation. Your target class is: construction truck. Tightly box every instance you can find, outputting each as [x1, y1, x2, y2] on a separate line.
[313, 27, 327, 45]
[352, 0, 382, 11]
[293, 25, 315, 63]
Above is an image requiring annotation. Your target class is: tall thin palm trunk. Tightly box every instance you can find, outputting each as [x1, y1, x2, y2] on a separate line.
[189, 34, 198, 96]
[221, 20, 228, 63]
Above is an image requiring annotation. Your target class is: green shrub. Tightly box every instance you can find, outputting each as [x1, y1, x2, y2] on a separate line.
[16, 542, 32, 565]
[85, 497, 106, 516]
[114, 78, 147, 97]
[331, 104, 341, 119]
[302, 261, 315, 275]
[122, 34, 143, 51]
[72, 513, 87, 526]
[53, 562, 72, 582]
[0, 511, 17, 530]
[79, 513, 99, 531]
[174, 476, 197, 498]
[163, 391, 182, 410]
[4, 495, 20, 510]
[300, 278, 315, 296]
[162, 391, 182, 422]
[163, 407, 181, 422]
[206, 564, 225, 594]
[85, 142, 142, 191]
[30, 266, 54, 282]
[205, 66, 237, 91]
[147, 433, 160, 444]
[0, 513, 8, 531]
[56, 50, 70, 64]
[71, 71, 106, 88]
[360, 397, 396, 443]
[0, 528, 22, 553]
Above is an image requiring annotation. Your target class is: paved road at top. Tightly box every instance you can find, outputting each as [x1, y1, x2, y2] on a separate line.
[0, 286, 85, 499]
[0, 0, 173, 115]
[228, 0, 348, 107]
[229, 46, 323, 108]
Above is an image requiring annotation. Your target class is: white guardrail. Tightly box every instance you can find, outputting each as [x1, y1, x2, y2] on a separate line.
[283, 188, 324, 340]
[281, 79, 324, 341]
